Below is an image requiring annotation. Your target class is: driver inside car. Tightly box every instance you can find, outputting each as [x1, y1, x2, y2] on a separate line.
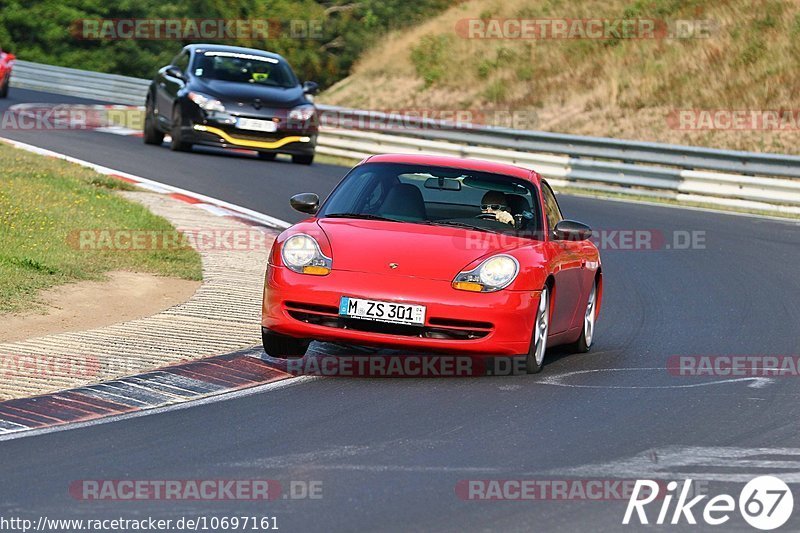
[480, 191, 515, 226]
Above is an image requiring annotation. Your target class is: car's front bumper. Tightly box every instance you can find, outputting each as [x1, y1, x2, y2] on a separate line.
[177, 102, 318, 155]
[187, 124, 317, 155]
[262, 265, 540, 355]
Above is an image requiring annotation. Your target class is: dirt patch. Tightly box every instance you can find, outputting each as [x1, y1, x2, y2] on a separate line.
[0, 271, 200, 343]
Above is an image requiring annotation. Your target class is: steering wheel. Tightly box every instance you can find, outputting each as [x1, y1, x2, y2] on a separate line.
[475, 213, 497, 220]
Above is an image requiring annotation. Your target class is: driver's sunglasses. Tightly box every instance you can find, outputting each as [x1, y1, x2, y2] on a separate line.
[481, 204, 507, 211]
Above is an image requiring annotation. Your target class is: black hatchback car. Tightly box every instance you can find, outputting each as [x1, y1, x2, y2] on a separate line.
[144, 44, 318, 165]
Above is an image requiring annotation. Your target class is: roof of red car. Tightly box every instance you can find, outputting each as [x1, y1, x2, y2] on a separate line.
[364, 154, 538, 182]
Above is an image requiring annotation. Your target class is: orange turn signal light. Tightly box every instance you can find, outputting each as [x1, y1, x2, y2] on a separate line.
[302, 265, 331, 276]
[452, 281, 483, 292]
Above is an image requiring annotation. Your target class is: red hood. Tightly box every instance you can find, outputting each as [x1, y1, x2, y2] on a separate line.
[316, 218, 533, 281]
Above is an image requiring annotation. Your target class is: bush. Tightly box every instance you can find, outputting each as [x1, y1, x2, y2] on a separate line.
[0, 0, 455, 88]
[410, 34, 452, 87]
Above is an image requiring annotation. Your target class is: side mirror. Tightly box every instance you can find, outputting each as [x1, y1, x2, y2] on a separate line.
[553, 220, 593, 241]
[302, 81, 319, 95]
[165, 66, 184, 81]
[290, 193, 320, 215]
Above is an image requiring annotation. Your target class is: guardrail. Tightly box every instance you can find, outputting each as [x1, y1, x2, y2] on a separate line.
[9, 60, 800, 215]
[11, 60, 149, 105]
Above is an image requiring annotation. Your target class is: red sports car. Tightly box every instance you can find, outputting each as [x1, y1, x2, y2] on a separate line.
[0, 47, 14, 98]
[262, 154, 602, 373]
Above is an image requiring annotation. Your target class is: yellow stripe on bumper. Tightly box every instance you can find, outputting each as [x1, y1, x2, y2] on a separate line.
[193, 125, 311, 150]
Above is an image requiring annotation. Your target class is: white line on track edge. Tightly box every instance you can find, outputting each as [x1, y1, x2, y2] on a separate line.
[0, 136, 291, 229]
[0, 135, 306, 440]
[0, 376, 317, 442]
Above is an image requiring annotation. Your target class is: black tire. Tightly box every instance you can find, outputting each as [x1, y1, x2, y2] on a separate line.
[525, 285, 551, 374]
[0, 76, 8, 98]
[258, 152, 277, 161]
[143, 95, 165, 145]
[292, 153, 314, 165]
[170, 106, 192, 152]
[571, 279, 598, 354]
[262, 327, 309, 359]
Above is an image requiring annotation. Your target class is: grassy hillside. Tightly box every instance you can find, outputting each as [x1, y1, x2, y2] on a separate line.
[320, 0, 800, 154]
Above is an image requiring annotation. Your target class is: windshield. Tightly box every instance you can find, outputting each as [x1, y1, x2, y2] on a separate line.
[319, 162, 543, 236]
[192, 51, 298, 88]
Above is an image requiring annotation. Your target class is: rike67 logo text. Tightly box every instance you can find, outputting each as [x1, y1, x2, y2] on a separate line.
[624, 476, 793, 530]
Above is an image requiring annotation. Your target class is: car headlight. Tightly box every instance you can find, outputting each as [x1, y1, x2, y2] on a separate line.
[452, 254, 519, 292]
[281, 234, 331, 275]
[188, 91, 226, 112]
[288, 104, 315, 122]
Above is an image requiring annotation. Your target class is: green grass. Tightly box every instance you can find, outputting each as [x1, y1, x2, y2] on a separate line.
[0, 144, 202, 313]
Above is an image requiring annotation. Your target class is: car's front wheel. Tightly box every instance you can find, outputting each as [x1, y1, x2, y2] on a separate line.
[525, 285, 550, 373]
[143, 95, 164, 145]
[262, 327, 309, 359]
[170, 106, 192, 152]
[258, 152, 277, 161]
[0, 75, 9, 98]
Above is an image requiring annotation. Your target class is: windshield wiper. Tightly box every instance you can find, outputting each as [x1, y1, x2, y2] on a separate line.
[324, 213, 401, 222]
[421, 220, 502, 234]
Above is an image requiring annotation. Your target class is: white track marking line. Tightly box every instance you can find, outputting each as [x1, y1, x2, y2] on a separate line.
[0, 376, 316, 442]
[0, 135, 305, 439]
[0, 136, 291, 229]
[543, 445, 800, 483]
[540, 367, 776, 389]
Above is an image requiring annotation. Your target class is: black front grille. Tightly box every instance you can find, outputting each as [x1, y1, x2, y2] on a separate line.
[285, 301, 339, 315]
[284, 302, 492, 340]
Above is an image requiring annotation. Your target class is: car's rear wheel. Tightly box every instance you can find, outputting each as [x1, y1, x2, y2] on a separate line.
[258, 152, 277, 161]
[170, 106, 192, 152]
[292, 153, 314, 165]
[262, 327, 309, 359]
[0, 76, 8, 98]
[525, 285, 550, 374]
[573, 279, 598, 353]
[143, 95, 164, 145]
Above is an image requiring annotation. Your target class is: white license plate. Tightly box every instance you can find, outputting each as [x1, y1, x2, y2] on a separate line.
[236, 117, 277, 132]
[339, 297, 426, 326]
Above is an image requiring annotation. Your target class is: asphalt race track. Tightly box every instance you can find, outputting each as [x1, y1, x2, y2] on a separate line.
[2, 89, 800, 531]
[0, 88, 345, 224]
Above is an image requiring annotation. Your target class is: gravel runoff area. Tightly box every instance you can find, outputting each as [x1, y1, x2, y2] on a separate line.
[0, 191, 277, 400]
